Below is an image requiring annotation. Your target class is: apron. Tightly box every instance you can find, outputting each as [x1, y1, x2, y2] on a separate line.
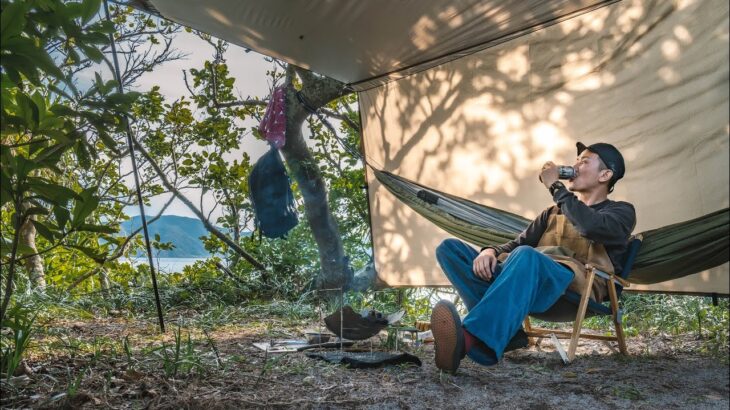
[500, 206, 611, 302]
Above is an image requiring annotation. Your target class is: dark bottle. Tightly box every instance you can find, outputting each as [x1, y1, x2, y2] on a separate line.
[557, 166, 576, 180]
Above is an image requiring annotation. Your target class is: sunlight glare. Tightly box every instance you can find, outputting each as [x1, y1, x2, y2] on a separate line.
[530, 122, 569, 166]
[675, 0, 698, 11]
[661, 39, 681, 61]
[549, 106, 566, 125]
[412, 16, 437, 51]
[617, 2, 644, 30]
[206, 8, 232, 27]
[585, 7, 609, 32]
[438, 6, 463, 28]
[673, 25, 693, 44]
[497, 45, 529, 82]
[554, 91, 574, 105]
[658, 66, 681, 84]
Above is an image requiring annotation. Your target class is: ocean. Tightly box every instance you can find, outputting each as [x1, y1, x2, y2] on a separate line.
[120, 257, 209, 273]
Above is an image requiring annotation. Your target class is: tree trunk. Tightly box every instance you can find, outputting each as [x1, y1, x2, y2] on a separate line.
[99, 268, 110, 300]
[280, 67, 354, 292]
[19, 202, 46, 290]
[281, 122, 350, 290]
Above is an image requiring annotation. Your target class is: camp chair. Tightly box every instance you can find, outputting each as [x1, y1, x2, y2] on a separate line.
[523, 235, 643, 363]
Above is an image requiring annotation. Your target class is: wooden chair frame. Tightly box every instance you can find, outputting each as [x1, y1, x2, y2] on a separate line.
[523, 264, 631, 363]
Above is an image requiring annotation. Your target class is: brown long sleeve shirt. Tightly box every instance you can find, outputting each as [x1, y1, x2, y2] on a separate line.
[485, 184, 636, 275]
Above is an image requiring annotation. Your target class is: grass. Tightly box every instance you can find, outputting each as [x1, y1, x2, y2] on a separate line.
[0, 305, 36, 380]
[526, 293, 730, 361]
[3, 280, 728, 395]
[1, 289, 727, 409]
[612, 383, 645, 401]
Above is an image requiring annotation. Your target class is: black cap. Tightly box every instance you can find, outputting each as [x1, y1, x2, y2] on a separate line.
[577, 142, 625, 191]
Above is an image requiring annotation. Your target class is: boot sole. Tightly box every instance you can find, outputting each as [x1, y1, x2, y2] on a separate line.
[430, 301, 464, 374]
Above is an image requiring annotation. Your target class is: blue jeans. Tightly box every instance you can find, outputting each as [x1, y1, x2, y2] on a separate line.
[436, 239, 574, 365]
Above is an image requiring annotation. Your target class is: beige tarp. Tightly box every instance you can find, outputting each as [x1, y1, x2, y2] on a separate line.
[361, 0, 729, 293]
[146, 0, 611, 88]
[141, 0, 729, 293]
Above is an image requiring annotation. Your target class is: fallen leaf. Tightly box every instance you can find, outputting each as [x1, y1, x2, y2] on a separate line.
[13, 360, 33, 376]
[143, 388, 158, 398]
[123, 369, 144, 381]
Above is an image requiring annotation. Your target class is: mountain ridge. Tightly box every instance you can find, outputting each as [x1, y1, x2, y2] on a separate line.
[120, 215, 211, 258]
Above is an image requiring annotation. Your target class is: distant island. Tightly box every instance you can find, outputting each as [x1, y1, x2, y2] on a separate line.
[120, 215, 213, 258]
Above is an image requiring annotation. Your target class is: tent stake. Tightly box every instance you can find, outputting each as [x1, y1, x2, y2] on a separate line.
[104, 0, 165, 332]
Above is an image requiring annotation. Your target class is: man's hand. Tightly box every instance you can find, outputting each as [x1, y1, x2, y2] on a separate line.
[473, 248, 498, 281]
[540, 161, 559, 189]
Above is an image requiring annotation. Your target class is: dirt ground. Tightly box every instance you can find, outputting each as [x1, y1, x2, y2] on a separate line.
[1, 315, 728, 409]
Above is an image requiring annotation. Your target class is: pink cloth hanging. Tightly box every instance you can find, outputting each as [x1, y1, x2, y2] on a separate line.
[258, 86, 287, 148]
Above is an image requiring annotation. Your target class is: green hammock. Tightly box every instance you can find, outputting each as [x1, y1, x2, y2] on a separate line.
[373, 169, 729, 285]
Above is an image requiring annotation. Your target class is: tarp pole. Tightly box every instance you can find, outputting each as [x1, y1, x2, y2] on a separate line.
[103, 0, 165, 332]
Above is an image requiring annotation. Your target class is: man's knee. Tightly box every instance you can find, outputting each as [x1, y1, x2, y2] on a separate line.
[508, 245, 540, 260]
[436, 238, 464, 260]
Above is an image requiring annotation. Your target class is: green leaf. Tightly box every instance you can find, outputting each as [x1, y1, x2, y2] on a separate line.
[27, 178, 80, 205]
[6, 37, 66, 83]
[15, 92, 40, 129]
[74, 140, 91, 168]
[3, 66, 22, 87]
[68, 244, 106, 263]
[24, 206, 49, 217]
[90, 19, 114, 34]
[0, 237, 11, 258]
[53, 205, 71, 230]
[49, 103, 77, 117]
[106, 92, 141, 106]
[31, 220, 58, 241]
[64, 1, 84, 19]
[71, 187, 99, 227]
[47, 85, 76, 103]
[15, 156, 44, 179]
[102, 79, 119, 94]
[97, 130, 119, 154]
[79, 43, 104, 63]
[0, 170, 13, 207]
[81, 0, 101, 24]
[27, 137, 48, 157]
[81, 30, 108, 45]
[76, 223, 118, 234]
[0, 1, 27, 43]
[38, 128, 72, 147]
[30, 91, 47, 123]
[0, 53, 40, 86]
[34, 142, 71, 169]
[16, 242, 36, 257]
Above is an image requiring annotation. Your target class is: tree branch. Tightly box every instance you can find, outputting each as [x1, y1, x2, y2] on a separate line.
[319, 108, 360, 134]
[293, 66, 351, 108]
[131, 136, 267, 271]
[213, 99, 267, 109]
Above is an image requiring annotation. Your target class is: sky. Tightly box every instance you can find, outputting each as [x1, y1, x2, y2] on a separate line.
[122, 30, 276, 221]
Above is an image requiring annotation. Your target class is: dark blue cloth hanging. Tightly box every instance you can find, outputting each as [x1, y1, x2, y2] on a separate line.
[248, 146, 298, 238]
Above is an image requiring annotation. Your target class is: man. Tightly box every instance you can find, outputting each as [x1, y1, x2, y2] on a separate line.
[430, 142, 636, 373]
